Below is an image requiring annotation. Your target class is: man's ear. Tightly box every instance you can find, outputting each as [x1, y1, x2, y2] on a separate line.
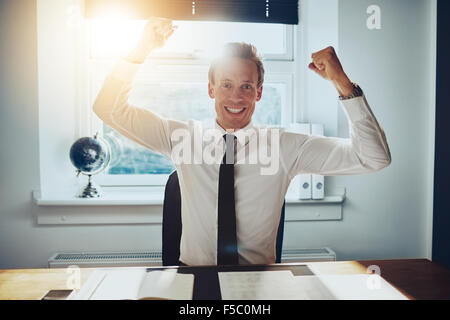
[256, 85, 263, 102]
[208, 82, 215, 99]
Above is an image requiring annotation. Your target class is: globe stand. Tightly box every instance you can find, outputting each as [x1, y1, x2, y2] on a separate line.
[70, 134, 111, 198]
[79, 175, 102, 198]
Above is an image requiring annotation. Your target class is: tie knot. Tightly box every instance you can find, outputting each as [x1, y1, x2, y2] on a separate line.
[222, 134, 236, 165]
[223, 134, 236, 142]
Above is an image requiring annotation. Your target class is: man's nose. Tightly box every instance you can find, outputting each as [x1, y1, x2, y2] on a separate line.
[229, 87, 245, 102]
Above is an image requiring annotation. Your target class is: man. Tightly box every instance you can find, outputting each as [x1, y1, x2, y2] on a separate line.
[93, 17, 391, 266]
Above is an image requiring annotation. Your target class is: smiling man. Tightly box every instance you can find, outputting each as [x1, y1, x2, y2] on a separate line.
[208, 46, 264, 131]
[93, 17, 391, 266]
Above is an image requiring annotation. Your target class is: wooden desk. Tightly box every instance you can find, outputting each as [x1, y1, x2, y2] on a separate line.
[0, 259, 449, 300]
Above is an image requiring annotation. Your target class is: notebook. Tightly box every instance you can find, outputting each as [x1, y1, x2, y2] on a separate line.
[69, 268, 194, 300]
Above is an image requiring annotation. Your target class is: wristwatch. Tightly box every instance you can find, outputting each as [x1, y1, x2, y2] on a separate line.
[339, 83, 363, 100]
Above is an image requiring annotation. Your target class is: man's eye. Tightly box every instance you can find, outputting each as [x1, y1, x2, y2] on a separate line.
[243, 84, 252, 89]
[222, 83, 231, 88]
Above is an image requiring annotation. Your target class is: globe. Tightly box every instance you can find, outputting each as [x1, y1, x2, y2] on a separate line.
[69, 135, 111, 197]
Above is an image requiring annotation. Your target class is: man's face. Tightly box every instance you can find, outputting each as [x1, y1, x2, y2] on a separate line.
[208, 57, 263, 131]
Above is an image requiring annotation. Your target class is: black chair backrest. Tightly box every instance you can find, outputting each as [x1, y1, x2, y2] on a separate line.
[162, 171, 183, 266]
[276, 201, 286, 263]
[162, 170, 285, 266]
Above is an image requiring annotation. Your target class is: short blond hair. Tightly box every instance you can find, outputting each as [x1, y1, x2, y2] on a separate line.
[208, 42, 265, 88]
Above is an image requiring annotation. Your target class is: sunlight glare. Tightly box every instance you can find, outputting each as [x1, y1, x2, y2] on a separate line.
[90, 19, 145, 58]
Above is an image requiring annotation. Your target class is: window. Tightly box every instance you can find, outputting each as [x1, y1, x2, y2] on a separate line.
[89, 20, 293, 59]
[87, 20, 295, 186]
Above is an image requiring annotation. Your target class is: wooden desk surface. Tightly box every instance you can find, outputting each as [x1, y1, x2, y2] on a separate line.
[0, 258, 449, 300]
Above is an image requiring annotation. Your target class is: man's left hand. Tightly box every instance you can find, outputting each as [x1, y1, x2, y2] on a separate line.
[308, 46, 354, 96]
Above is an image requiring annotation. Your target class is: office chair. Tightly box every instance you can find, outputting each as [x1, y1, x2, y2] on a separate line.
[162, 170, 286, 266]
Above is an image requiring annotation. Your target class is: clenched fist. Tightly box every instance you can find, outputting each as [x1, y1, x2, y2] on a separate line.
[125, 17, 177, 63]
[139, 17, 176, 51]
[308, 46, 354, 96]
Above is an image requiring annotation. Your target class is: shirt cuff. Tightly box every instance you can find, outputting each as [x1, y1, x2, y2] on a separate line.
[110, 59, 141, 83]
[339, 94, 372, 123]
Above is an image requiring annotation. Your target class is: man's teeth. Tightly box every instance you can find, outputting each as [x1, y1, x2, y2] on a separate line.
[226, 107, 244, 113]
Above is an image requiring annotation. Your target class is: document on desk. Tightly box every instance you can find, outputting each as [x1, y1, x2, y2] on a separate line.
[70, 268, 194, 300]
[294, 274, 409, 300]
[218, 271, 408, 300]
[219, 270, 306, 300]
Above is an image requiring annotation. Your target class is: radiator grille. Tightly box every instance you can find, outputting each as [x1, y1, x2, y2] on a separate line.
[54, 252, 162, 261]
[48, 251, 163, 268]
[48, 247, 335, 268]
[281, 247, 336, 262]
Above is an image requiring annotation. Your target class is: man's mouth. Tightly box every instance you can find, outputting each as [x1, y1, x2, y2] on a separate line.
[225, 106, 246, 114]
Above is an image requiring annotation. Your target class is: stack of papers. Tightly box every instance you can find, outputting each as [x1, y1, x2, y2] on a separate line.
[69, 268, 194, 300]
[218, 270, 408, 300]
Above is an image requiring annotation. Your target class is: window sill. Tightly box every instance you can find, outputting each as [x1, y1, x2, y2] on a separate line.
[33, 187, 345, 224]
[32, 189, 166, 206]
[33, 190, 345, 206]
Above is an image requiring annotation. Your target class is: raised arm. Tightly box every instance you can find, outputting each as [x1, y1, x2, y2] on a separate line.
[92, 17, 179, 158]
[281, 47, 391, 177]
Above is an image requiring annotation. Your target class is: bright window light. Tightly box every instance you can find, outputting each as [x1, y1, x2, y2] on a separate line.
[89, 19, 146, 59]
[89, 19, 287, 59]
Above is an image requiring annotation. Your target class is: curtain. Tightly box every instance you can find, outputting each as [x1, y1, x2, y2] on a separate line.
[85, 0, 299, 24]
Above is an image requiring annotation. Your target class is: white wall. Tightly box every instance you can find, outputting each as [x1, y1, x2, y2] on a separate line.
[0, 0, 436, 268]
[284, 0, 436, 261]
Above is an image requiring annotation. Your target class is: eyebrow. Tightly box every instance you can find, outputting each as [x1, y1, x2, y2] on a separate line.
[220, 78, 255, 83]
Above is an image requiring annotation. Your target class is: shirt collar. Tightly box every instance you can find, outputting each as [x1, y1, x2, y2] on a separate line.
[213, 119, 256, 147]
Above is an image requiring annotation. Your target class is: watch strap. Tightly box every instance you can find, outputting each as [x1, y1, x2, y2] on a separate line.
[339, 83, 363, 100]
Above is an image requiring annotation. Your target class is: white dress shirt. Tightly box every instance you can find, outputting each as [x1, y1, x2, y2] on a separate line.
[93, 59, 391, 266]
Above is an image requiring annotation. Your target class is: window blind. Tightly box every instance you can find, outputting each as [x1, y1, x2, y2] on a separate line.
[85, 0, 299, 24]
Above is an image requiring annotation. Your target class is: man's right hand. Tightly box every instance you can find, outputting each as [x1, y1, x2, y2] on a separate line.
[125, 17, 177, 63]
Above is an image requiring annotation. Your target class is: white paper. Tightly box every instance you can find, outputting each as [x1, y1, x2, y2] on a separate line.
[89, 269, 147, 300]
[219, 270, 299, 300]
[293, 274, 409, 300]
[68, 269, 108, 300]
[291, 275, 337, 299]
[218, 270, 408, 300]
[72, 268, 194, 300]
[138, 270, 194, 300]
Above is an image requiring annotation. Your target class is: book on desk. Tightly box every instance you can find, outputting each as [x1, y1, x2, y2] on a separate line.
[69, 268, 194, 300]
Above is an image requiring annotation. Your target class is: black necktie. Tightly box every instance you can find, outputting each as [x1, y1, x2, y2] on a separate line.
[217, 134, 239, 265]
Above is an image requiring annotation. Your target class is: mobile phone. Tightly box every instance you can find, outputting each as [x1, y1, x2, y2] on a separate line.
[41, 289, 74, 300]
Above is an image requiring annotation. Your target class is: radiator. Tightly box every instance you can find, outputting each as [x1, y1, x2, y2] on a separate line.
[281, 247, 336, 263]
[48, 247, 335, 268]
[48, 251, 163, 268]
